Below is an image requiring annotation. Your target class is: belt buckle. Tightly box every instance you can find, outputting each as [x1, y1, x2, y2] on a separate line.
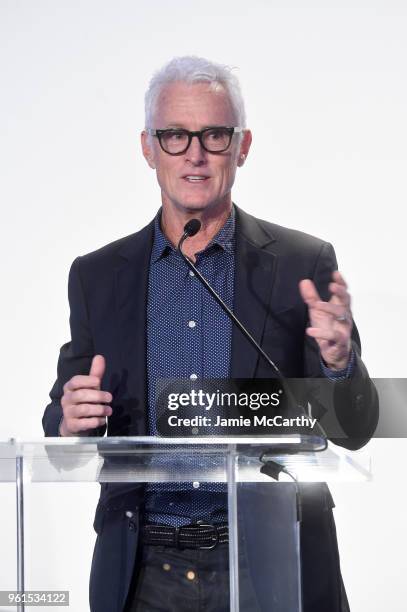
[195, 522, 219, 550]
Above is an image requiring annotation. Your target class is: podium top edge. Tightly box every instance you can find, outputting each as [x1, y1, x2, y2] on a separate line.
[4, 434, 323, 447]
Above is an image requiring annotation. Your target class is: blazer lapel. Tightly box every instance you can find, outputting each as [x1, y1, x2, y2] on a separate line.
[112, 220, 155, 435]
[231, 207, 278, 378]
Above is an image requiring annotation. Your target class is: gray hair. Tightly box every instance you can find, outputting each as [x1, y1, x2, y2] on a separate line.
[144, 55, 246, 128]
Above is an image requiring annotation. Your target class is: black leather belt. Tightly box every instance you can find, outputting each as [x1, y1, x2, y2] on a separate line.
[142, 522, 229, 550]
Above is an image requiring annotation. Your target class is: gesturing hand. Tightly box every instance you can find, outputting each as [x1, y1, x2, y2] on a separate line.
[59, 355, 112, 436]
[299, 271, 352, 371]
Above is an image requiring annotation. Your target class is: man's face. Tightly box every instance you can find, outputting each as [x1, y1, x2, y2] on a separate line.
[141, 81, 251, 215]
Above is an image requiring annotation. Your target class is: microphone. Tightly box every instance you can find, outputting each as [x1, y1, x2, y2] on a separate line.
[177, 219, 282, 378]
[183, 218, 201, 238]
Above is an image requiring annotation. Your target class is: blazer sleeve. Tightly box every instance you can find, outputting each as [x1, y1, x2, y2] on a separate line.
[303, 242, 379, 450]
[42, 257, 105, 437]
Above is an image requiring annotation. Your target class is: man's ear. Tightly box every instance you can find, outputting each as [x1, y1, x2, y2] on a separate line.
[141, 131, 156, 169]
[237, 129, 252, 167]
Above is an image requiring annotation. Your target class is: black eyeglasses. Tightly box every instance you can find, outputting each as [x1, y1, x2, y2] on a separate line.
[146, 126, 244, 155]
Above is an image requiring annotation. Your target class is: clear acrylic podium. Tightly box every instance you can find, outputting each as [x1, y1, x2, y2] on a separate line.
[0, 436, 371, 611]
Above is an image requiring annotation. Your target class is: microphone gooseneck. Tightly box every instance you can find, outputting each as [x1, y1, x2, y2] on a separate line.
[177, 218, 328, 455]
[177, 219, 283, 378]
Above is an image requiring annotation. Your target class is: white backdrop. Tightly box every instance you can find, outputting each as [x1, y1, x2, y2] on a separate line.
[1, 1, 406, 610]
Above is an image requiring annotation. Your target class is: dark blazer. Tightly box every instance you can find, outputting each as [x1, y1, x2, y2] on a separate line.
[43, 206, 378, 612]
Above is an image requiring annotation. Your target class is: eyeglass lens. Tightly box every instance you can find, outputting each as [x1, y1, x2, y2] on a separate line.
[159, 128, 233, 154]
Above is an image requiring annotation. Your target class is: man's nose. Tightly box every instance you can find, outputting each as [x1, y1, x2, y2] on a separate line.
[185, 135, 207, 164]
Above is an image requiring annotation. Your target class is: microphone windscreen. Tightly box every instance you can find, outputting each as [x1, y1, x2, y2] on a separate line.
[183, 219, 201, 237]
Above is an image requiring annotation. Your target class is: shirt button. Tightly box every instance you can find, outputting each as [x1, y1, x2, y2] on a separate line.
[163, 563, 171, 571]
[190, 373, 198, 380]
[186, 570, 196, 581]
[189, 270, 195, 277]
[192, 481, 200, 489]
[188, 320, 196, 328]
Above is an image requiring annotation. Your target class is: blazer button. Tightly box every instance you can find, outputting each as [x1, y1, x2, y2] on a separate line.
[354, 394, 364, 410]
[125, 510, 137, 530]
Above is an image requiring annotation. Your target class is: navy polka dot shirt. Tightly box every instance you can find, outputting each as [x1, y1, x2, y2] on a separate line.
[144, 208, 235, 527]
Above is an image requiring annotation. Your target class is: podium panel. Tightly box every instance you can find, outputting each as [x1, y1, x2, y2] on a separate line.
[0, 437, 371, 611]
[237, 483, 301, 611]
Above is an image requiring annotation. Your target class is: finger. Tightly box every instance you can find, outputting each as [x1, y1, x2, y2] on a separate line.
[69, 389, 112, 405]
[332, 270, 348, 288]
[89, 355, 106, 387]
[299, 279, 321, 306]
[315, 301, 352, 322]
[72, 417, 108, 432]
[64, 374, 102, 392]
[328, 283, 351, 307]
[75, 404, 112, 418]
[306, 327, 345, 343]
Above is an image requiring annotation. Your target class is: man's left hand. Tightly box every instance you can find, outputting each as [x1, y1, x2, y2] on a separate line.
[299, 271, 352, 370]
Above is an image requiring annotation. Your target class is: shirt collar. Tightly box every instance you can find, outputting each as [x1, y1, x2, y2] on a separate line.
[151, 212, 173, 263]
[151, 206, 235, 264]
[206, 206, 235, 253]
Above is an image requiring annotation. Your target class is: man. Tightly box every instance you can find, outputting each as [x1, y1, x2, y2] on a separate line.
[43, 56, 378, 611]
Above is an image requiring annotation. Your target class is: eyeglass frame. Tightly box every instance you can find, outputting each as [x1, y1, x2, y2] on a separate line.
[145, 126, 244, 155]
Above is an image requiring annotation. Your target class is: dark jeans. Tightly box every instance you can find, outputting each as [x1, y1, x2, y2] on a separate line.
[124, 543, 230, 612]
[123, 539, 350, 612]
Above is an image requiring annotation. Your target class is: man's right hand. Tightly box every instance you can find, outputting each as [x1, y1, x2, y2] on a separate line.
[59, 355, 112, 436]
